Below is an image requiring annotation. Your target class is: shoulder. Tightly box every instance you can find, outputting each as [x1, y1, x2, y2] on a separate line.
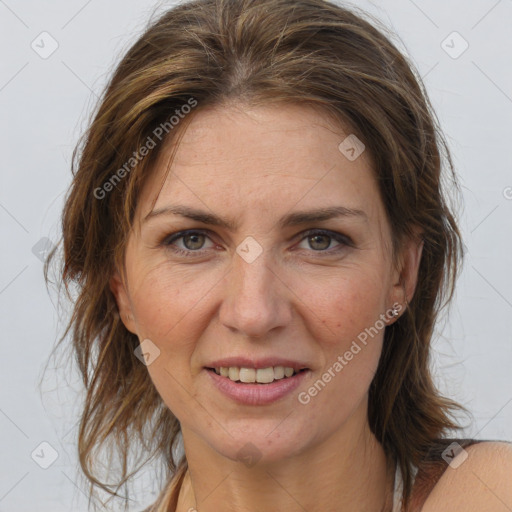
[421, 440, 512, 512]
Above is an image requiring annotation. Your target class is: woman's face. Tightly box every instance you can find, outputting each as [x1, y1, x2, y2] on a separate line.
[112, 102, 421, 464]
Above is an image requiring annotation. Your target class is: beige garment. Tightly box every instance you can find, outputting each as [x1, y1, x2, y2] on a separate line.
[142, 463, 187, 512]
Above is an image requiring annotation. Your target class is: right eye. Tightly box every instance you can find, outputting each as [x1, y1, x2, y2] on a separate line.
[161, 230, 217, 257]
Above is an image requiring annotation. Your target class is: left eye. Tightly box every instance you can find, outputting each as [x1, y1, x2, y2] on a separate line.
[163, 231, 214, 254]
[296, 230, 350, 252]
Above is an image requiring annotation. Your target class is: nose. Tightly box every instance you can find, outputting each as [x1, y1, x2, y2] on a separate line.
[218, 249, 292, 339]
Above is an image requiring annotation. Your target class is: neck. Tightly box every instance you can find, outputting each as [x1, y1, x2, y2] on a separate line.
[176, 405, 395, 512]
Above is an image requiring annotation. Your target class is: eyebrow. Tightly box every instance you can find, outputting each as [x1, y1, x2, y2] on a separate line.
[143, 204, 368, 230]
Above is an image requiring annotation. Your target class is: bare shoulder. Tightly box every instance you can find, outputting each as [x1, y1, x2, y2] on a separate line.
[422, 441, 512, 512]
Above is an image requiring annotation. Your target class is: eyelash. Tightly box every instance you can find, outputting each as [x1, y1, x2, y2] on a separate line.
[160, 229, 353, 258]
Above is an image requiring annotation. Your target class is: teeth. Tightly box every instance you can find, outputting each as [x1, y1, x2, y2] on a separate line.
[284, 367, 294, 377]
[228, 367, 240, 381]
[213, 366, 301, 383]
[256, 368, 274, 384]
[273, 366, 285, 379]
[239, 368, 256, 383]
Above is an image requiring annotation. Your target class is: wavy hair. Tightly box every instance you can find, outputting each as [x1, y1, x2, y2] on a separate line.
[45, 0, 467, 509]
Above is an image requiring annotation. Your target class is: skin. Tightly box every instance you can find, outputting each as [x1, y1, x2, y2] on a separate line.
[422, 442, 512, 512]
[110, 101, 427, 512]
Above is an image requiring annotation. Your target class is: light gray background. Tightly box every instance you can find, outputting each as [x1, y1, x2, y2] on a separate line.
[1, 0, 511, 510]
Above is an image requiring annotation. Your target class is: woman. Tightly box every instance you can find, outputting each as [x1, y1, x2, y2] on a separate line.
[46, 0, 512, 510]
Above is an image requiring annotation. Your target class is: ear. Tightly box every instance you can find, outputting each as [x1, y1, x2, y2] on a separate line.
[110, 271, 138, 334]
[390, 228, 424, 310]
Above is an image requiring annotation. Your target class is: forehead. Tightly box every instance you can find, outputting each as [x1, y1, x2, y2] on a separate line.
[136, 102, 384, 227]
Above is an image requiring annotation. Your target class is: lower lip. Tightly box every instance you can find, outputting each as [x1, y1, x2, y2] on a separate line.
[205, 368, 309, 405]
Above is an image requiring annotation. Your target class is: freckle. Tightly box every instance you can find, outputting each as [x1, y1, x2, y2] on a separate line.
[337, 323, 341, 327]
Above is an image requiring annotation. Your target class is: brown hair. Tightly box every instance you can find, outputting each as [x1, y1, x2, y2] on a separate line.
[45, 0, 468, 509]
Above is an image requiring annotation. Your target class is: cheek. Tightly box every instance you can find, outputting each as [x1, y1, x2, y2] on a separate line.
[300, 267, 388, 345]
[127, 264, 213, 419]
[294, 268, 388, 403]
[126, 262, 226, 410]
[127, 261, 220, 341]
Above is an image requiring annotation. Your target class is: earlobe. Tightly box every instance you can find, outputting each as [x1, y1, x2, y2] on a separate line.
[387, 229, 424, 322]
[109, 271, 138, 334]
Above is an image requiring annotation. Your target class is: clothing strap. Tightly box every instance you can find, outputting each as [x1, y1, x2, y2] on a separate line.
[141, 461, 188, 512]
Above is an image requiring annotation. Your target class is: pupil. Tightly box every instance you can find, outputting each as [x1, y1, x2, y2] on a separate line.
[184, 233, 204, 250]
[310, 234, 330, 250]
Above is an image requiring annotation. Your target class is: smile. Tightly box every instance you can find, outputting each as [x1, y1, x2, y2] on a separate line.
[205, 366, 310, 405]
[207, 366, 306, 384]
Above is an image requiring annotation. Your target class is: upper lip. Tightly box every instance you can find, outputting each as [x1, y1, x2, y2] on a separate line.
[205, 357, 310, 371]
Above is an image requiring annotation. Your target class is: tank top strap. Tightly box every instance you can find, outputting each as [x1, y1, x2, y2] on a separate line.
[142, 460, 188, 512]
[392, 461, 404, 512]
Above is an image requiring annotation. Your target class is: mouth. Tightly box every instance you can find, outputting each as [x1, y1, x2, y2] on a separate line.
[205, 366, 309, 384]
[204, 365, 311, 405]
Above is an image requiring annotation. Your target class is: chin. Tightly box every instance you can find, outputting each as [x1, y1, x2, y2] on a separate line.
[205, 421, 316, 467]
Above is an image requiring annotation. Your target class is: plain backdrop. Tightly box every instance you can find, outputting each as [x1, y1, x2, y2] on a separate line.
[1, 0, 511, 510]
